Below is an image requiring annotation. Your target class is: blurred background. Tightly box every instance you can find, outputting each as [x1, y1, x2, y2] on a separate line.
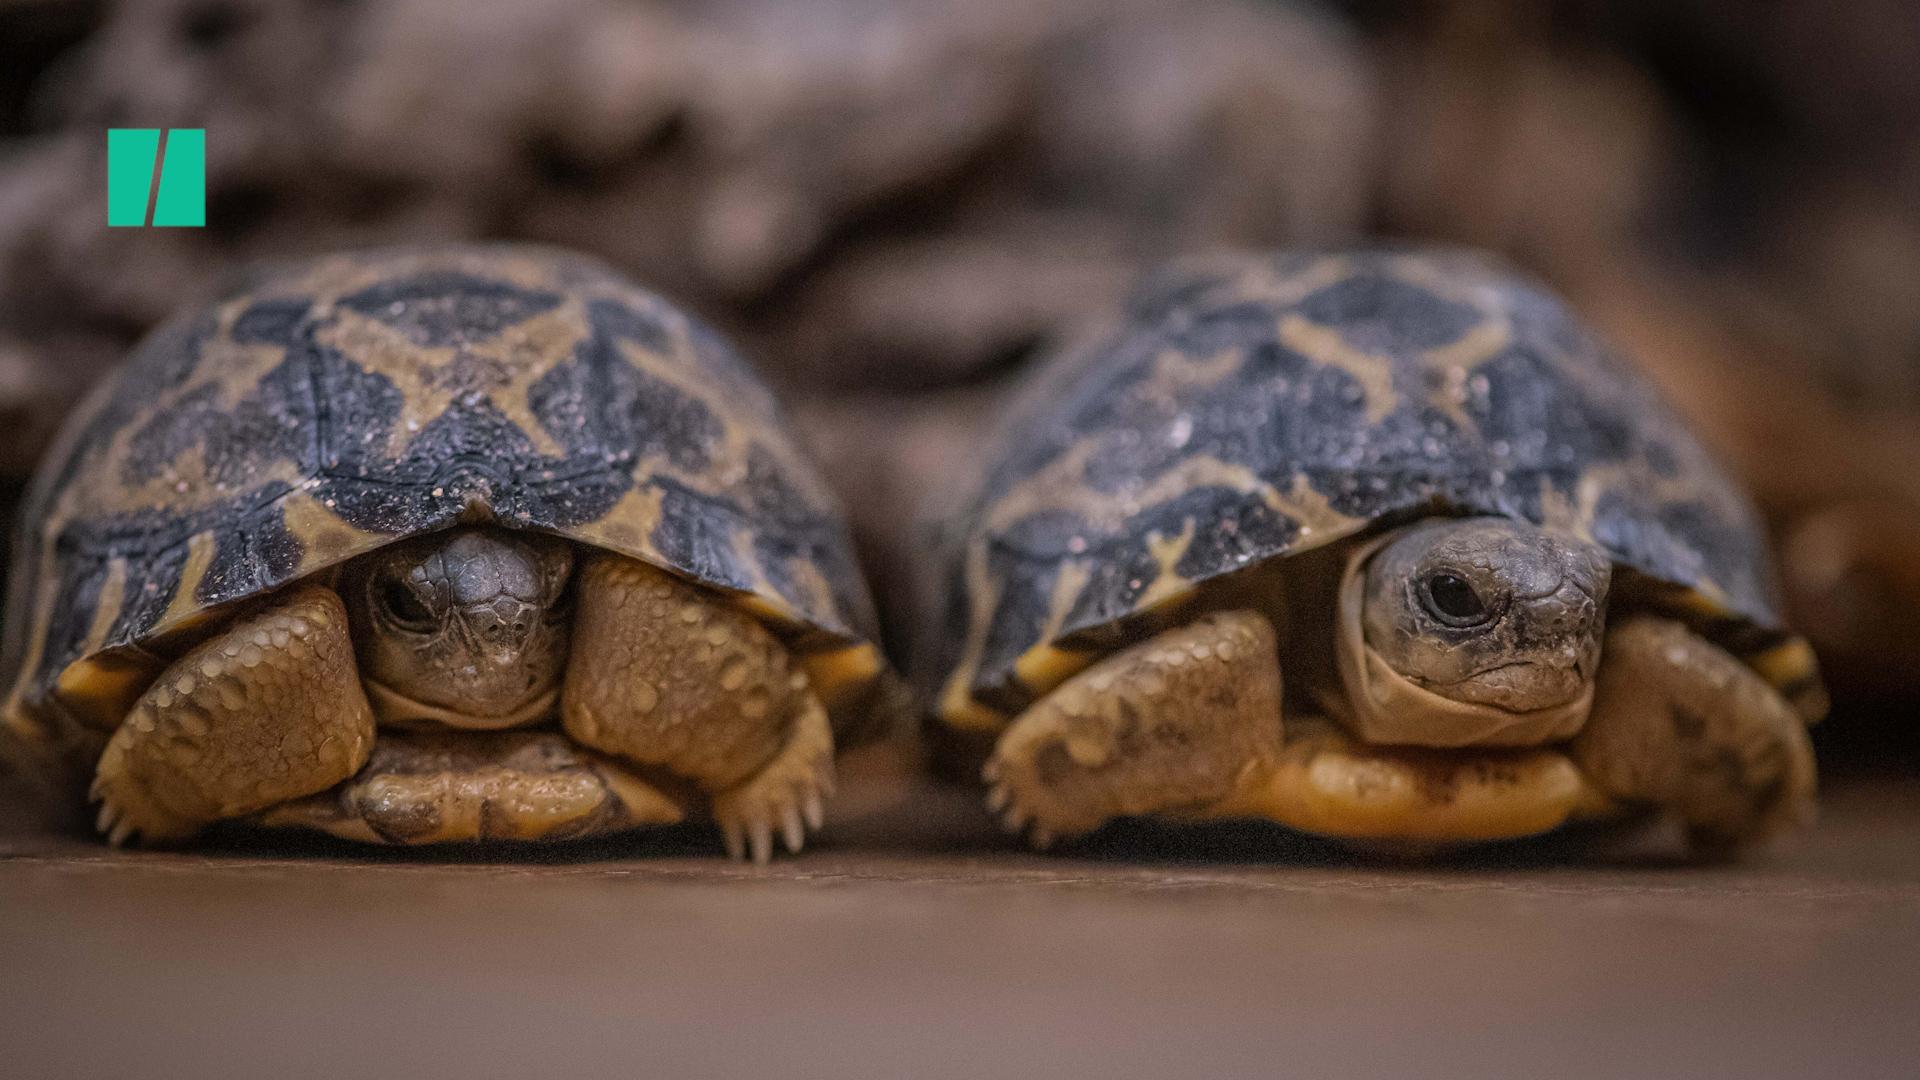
[0, 0, 1916, 767]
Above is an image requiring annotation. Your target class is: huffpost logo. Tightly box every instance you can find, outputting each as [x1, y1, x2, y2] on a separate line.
[107, 129, 205, 228]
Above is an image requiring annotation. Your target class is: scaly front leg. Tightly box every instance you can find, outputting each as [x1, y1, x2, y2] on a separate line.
[91, 587, 376, 844]
[1570, 616, 1816, 852]
[561, 554, 834, 863]
[984, 611, 1286, 848]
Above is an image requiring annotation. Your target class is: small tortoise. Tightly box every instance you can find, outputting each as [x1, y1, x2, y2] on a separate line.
[1, 246, 889, 860]
[927, 249, 1823, 855]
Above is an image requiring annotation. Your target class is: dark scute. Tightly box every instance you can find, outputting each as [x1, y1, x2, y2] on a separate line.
[531, 333, 721, 474]
[137, 309, 217, 392]
[586, 297, 671, 353]
[974, 552, 1065, 715]
[43, 311, 215, 503]
[308, 342, 406, 476]
[1164, 301, 1293, 359]
[647, 481, 758, 596]
[122, 353, 315, 487]
[318, 395, 630, 534]
[971, 489, 1300, 694]
[106, 538, 188, 646]
[229, 297, 311, 346]
[338, 271, 564, 347]
[1468, 344, 1632, 467]
[197, 495, 305, 606]
[742, 445, 830, 535]
[1295, 274, 1484, 352]
[37, 556, 111, 703]
[1170, 492, 1300, 580]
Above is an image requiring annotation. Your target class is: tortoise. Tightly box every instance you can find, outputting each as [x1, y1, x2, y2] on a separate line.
[926, 248, 1824, 855]
[0, 245, 890, 861]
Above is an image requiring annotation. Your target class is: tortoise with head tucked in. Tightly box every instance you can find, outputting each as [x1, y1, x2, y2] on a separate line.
[2, 245, 889, 861]
[927, 249, 1823, 855]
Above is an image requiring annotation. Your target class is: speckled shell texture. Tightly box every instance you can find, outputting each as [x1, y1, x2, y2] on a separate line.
[935, 249, 1785, 715]
[5, 245, 878, 718]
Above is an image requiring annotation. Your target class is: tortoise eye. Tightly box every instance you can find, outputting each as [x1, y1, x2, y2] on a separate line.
[380, 581, 436, 630]
[1421, 572, 1493, 627]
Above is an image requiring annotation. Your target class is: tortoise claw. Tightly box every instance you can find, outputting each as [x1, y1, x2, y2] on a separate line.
[710, 708, 835, 864]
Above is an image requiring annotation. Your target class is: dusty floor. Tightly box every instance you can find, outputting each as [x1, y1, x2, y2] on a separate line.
[2, 746, 1917, 1080]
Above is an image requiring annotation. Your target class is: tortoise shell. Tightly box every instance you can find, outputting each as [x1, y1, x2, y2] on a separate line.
[3, 245, 883, 739]
[932, 249, 1820, 727]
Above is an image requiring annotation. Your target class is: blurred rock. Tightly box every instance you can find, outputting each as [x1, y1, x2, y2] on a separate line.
[0, 0, 1377, 432]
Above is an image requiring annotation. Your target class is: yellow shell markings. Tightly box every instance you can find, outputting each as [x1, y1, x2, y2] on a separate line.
[952, 469, 1370, 721]
[53, 334, 303, 528]
[47, 558, 147, 730]
[74, 558, 129, 660]
[1422, 309, 1513, 373]
[551, 284, 856, 632]
[2, 563, 64, 741]
[310, 253, 879, 704]
[583, 275, 879, 647]
[948, 303, 1388, 717]
[501, 256, 875, 643]
[578, 485, 666, 555]
[712, 520, 826, 642]
[1395, 250, 1749, 583]
[4, 364, 121, 735]
[313, 302, 574, 461]
[1212, 252, 1355, 310]
[276, 490, 387, 572]
[1579, 461, 1736, 603]
[10, 295, 313, 721]
[1380, 249, 1525, 319]
[938, 540, 1010, 733]
[1535, 462, 1744, 631]
[156, 531, 220, 630]
[1277, 313, 1400, 425]
[1146, 346, 1246, 400]
[1135, 519, 1198, 610]
[1419, 313, 1512, 438]
[621, 297, 839, 516]
[983, 333, 1300, 539]
[38, 489, 390, 733]
[299, 246, 849, 637]
[1009, 559, 1098, 698]
[11, 247, 885, 773]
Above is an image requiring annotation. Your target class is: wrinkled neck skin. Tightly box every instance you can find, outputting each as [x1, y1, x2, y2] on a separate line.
[1335, 517, 1611, 748]
[342, 526, 576, 730]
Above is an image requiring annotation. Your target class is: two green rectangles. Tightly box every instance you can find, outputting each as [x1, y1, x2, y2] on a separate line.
[107, 129, 205, 227]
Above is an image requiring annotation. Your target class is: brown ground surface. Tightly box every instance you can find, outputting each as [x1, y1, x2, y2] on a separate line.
[2, 746, 1916, 1080]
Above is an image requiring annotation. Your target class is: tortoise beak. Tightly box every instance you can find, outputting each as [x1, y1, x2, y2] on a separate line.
[459, 597, 541, 662]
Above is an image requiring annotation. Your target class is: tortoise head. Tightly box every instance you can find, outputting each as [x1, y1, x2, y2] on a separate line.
[344, 527, 575, 728]
[1339, 517, 1610, 747]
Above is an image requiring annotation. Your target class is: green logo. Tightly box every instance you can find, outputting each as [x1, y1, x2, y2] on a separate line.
[107, 128, 205, 227]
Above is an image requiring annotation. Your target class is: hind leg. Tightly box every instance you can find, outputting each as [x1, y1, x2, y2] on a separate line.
[984, 611, 1285, 847]
[91, 587, 376, 844]
[561, 554, 834, 863]
[1570, 616, 1816, 852]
